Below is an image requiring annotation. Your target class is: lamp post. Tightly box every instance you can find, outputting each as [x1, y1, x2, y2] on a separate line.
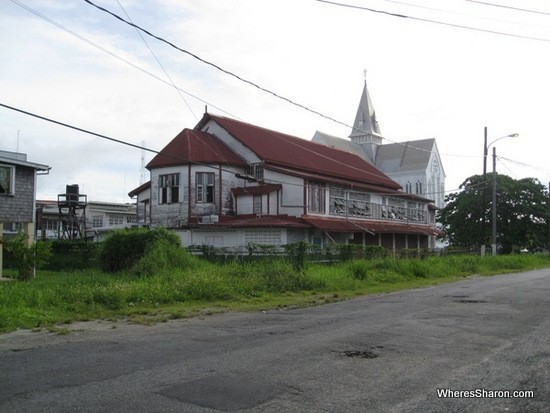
[481, 127, 518, 256]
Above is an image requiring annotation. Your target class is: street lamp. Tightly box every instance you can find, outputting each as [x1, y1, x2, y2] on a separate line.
[483, 127, 519, 176]
[481, 127, 519, 256]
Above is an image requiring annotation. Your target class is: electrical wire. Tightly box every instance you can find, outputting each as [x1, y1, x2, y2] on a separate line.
[463, 0, 550, 16]
[315, 0, 550, 42]
[81, 0, 483, 160]
[381, 0, 548, 28]
[9, 0, 239, 120]
[0, 101, 467, 198]
[114, 0, 198, 121]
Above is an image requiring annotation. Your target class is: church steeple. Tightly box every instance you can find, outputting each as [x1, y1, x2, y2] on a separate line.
[349, 78, 383, 163]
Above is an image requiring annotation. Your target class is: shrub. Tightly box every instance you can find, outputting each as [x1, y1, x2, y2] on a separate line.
[2, 232, 51, 280]
[350, 260, 370, 280]
[132, 239, 197, 277]
[46, 240, 100, 270]
[99, 228, 181, 273]
[284, 241, 309, 272]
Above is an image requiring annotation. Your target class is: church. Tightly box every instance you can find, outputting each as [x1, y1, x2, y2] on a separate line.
[312, 81, 445, 210]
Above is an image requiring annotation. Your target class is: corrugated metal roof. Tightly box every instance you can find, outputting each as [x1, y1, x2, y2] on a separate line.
[200, 114, 400, 190]
[303, 216, 442, 236]
[146, 128, 246, 169]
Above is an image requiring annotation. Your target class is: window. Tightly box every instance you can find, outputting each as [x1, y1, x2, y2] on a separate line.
[415, 180, 423, 195]
[92, 215, 104, 228]
[0, 165, 14, 195]
[196, 172, 215, 203]
[308, 182, 326, 214]
[245, 163, 264, 180]
[108, 216, 124, 226]
[348, 191, 370, 217]
[405, 182, 412, 194]
[159, 173, 180, 204]
[328, 186, 370, 217]
[329, 187, 346, 216]
[253, 195, 262, 215]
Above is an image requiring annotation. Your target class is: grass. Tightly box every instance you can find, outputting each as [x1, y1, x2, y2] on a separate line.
[1, 253, 549, 333]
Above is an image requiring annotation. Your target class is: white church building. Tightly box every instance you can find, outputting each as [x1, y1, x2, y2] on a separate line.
[313, 81, 446, 210]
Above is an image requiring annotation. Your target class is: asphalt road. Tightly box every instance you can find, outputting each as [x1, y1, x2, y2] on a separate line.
[1, 269, 549, 412]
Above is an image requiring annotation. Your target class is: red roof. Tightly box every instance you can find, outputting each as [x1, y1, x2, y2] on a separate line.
[197, 114, 400, 190]
[302, 216, 442, 236]
[147, 128, 246, 169]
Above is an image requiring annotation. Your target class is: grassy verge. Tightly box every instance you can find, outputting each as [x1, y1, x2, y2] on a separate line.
[1, 254, 549, 333]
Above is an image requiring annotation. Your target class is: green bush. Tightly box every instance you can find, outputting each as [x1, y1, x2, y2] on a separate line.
[350, 260, 370, 280]
[99, 227, 181, 273]
[284, 241, 309, 272]
[2, 233, 51, 280]
[132, 238, 197, 277]
[46, 240, 100, 270]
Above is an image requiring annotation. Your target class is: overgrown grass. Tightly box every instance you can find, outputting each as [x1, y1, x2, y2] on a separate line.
[1, 253, 549, 333]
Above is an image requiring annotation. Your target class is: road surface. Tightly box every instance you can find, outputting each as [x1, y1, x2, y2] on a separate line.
[1, 269, 549, 412]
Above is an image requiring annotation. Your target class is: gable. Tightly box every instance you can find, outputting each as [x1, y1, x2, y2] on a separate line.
[147, 128, 246, 169]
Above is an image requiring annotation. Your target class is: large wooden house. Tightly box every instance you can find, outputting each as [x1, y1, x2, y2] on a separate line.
[129, 113, 441, 253]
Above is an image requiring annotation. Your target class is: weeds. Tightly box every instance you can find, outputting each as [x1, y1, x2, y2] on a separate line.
[0, 253, 548, 333]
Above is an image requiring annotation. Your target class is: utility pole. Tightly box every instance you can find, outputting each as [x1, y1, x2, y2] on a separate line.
[491, 147, 497, 256]
[481, 126, 488, 256]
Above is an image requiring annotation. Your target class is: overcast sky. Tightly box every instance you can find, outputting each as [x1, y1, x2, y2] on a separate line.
[1, 0, 549, 203]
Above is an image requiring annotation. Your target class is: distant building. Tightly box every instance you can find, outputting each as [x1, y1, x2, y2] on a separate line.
[36, 199, 137, 242]
[0, 150, 50, 277]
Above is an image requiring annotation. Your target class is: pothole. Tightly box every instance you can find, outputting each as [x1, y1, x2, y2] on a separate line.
[454, 299, 487, 304]
[338, 346, 383, 359]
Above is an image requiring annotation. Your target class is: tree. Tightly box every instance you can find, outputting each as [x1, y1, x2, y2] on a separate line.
[439, 174, 549, 253]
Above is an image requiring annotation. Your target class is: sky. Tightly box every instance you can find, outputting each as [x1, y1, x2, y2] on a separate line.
[1, 0, 549, 203]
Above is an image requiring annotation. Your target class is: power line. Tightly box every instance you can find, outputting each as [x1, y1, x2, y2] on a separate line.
[381, 0, 549, 28]
[81, 0, 356, 132]
[463, 0, 550, 16]
[0, 101, 467, 198]
[114, 0, 198, 121]
[315, 0, 550, 42]
[9, 0, 239, 120]
[81, 0, 480, 160]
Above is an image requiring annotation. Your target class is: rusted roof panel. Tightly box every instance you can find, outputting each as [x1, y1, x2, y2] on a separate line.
[147, 128, 246, 169]
[303, 216, 442, 236]
[200, 114, 400, 190]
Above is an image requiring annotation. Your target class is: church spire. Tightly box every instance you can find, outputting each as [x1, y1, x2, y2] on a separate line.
[349, 75, 383, 163]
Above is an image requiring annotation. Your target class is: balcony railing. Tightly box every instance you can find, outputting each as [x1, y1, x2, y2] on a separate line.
[328, 200, 427, 223]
